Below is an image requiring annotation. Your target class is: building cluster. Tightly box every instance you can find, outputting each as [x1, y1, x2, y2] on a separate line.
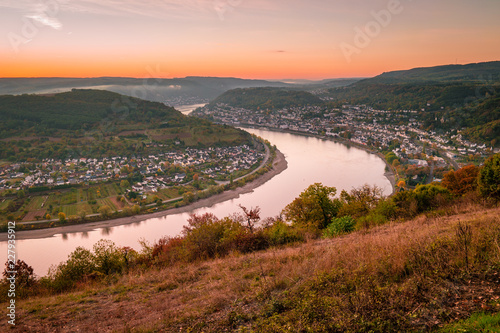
[194, 103, 496, 167]
[0, 145, 264, 192]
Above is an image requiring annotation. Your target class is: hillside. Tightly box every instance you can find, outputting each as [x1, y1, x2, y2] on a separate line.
[325, 61, 500, 145]
[2, 205, 499, 332]
[0, 89, 252, 161]
[207, 87, 324, 110]
[358, 61, 500, 85]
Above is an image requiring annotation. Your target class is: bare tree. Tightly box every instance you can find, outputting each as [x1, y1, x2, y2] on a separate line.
[239, 205, 261, 233]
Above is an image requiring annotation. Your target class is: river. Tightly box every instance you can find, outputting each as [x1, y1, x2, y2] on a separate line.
[0, 127, 392, 277]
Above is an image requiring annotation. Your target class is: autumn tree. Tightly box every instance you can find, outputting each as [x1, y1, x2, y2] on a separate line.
[397, 180, 406, 191]
[58, 212, 66, 222]
[282, 183, 339, 229]
[98, 205, 112, 217]
[239, 205, 261, 233]
[441, 165, 479, 196]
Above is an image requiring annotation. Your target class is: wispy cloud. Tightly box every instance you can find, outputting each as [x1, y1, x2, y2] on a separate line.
[0, 0, 64, 29]
[0, 0, 211, 20]
[26, 13, 63, 30]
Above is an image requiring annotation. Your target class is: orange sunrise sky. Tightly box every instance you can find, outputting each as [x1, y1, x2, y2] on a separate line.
[1, 0, 499, 79]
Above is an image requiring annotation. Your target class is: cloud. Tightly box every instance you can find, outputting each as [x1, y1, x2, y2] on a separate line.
[26, 13, 63, 30]
[57, 0, 211, 19]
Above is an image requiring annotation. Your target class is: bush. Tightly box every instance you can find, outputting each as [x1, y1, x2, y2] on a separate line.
[391, 190, 419, 218]
[48, 240, 124, 291]
[48, 247, 96, 291]
[324, 216, 356, 237]
[414, 184, 453, 211]
[152, 236, 186, 265]
[356, 213, 387, 230]
[182, 213, 244, 260]
[478, 153, 500, 199]
[265, 220, 304, 246]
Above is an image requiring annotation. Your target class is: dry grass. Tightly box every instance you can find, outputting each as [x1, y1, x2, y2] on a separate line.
[2, 205, 500, 332]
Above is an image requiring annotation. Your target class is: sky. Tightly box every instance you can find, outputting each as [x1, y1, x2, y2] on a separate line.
[0, 0, 499, 79]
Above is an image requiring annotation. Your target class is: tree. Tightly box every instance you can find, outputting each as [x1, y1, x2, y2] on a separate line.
[442, 165, 479, 196]
[98, 205, 112, 217]
[385, 152, 398, 165]
[239, 205, 261, 233]
[337, 185, 384, 218]
[478, 154, 500, 198]
[58, 212, 66, 222]
[3, 260, 35, 288]
[17, 189, 25, 198]
[282, 183, 339, 229]
[45, 213, 51, 220]
[397, 180, 406, 191]
[120, 179, 130, 188]
[131, 205, 141, 214]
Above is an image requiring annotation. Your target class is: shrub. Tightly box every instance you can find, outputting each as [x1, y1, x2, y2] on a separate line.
[323, 216, 355, 237]
[266, 220, 304, 246]
[478, 153, 500, 199]
[391, 190, 419, 218]
[48, 247, 96, 291]
[356, 213, 387, 230]
[182, 213, 244, 260]
[152, 236, 186, 265]
[92, 239, 124, 275]
[414, 184, 453, 212]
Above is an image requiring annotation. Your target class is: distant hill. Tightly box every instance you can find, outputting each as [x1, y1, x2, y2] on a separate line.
[207, 87, 324, 110]
[0, 77, 293, 106]
[0, 89, 251, 161]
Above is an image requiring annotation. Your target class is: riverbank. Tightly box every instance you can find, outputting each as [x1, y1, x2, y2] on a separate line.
[2, 149, 288, 241]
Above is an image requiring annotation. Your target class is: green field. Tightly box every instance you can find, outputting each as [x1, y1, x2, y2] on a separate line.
[97, 198, 117, 211]
[0, 199, 12, 210]
[61, 204, 79, 217]
[25, 196, 45, 210]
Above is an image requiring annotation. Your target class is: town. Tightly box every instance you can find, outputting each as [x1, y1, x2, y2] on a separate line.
[0, 144, 265, 193]
[192, 103, 498, 185]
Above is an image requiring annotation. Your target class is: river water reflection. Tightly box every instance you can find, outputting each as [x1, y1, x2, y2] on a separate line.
[1, 128, 392, 276]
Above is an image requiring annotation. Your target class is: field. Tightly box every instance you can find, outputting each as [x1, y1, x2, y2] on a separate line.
[0, 199, 12, 210]
[21, 209, 45, 222]
[0, 181, 131, 223]
[97, 198, 118, 211]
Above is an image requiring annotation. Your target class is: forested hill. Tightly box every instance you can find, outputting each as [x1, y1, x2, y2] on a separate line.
[358, 61, 500, 85]
[0, 89, 184, 136]
[0, 89, 252, 161]
[324, 61, 500, 145]
[207, 87, 324, 110]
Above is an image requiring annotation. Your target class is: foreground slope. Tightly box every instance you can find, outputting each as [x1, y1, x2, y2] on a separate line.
[4, 205, 499, 332]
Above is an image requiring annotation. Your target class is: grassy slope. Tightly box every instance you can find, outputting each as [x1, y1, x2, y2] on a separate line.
[3, 205, 500, 332]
